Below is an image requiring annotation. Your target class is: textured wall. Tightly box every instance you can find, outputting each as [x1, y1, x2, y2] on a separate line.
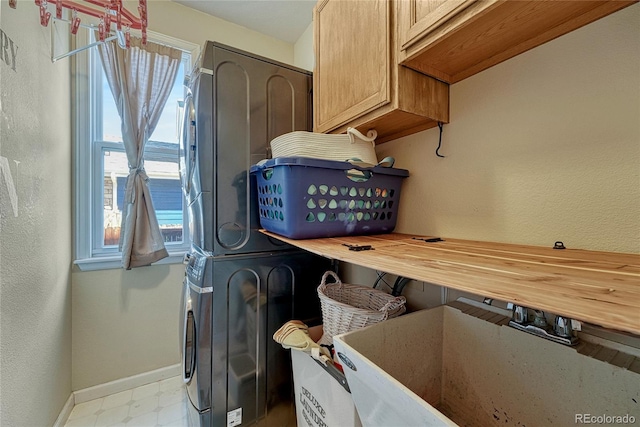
[145, 0, 294, 65]
[378, 3, 639, 254]
[347, 5, 640, 310]
[71, 264, 184, 390]
[0, 3, 72, 426]
[294, 23, 314, 71]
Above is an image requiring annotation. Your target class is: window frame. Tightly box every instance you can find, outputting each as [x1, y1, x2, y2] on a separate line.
[73, 30, 199, 271]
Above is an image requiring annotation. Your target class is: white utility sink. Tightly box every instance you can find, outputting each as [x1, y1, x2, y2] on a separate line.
[333, 304, 640, 426]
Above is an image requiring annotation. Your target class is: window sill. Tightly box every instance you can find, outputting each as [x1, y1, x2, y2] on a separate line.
[74, 251, 188, 272]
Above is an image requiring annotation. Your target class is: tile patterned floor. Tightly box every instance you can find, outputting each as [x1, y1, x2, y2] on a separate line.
[64, 376, 189, 427]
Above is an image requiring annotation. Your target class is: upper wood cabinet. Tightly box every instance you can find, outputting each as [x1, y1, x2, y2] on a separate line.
[313, 0, 449, 143]
[400, 0, 475, 54]
[397, 0, 637, 84]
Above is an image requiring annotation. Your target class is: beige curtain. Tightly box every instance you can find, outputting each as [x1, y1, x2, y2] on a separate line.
[98, 37, 182, 269]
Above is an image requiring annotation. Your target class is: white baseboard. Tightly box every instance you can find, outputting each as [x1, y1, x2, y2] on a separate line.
[74, 364, 181, 404]
[53, 394, 75, 427]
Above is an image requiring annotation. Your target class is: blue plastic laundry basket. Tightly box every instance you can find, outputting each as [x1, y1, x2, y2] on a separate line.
[250, 157, 409, 239]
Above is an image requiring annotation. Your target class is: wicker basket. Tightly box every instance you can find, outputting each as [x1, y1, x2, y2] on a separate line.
[317, 271, 406, 345]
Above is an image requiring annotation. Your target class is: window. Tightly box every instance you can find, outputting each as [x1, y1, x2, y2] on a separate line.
[74, 32, 199, 270]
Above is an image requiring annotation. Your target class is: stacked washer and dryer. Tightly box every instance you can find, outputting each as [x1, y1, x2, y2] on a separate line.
[179, 42, 331, 426]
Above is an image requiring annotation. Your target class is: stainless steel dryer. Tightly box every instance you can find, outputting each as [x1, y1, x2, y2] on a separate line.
[179, 41, 312, 257]
[182, 251, 212, 426]
[179, 42, 330, 426]
[181, 248, 331, 426]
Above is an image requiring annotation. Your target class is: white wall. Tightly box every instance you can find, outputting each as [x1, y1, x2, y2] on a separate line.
[146, 0, 294, 64]
[0, 3, 72, 426]
[70, 2, 303, 391]
[346, 5, 640, 311]
[382, 4, 639, 254]
[71, 265, 184, 390]
[294, 23, 314, 71]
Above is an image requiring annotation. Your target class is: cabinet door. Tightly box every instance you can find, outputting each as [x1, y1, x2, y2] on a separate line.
[314, 0, 391, 133]
[400, 0, 474, 51]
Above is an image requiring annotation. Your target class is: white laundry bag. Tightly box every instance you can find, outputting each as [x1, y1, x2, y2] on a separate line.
[290, 326, 362, 427]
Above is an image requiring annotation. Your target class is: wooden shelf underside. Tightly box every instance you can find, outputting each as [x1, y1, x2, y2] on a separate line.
[261, 231, 640, 336]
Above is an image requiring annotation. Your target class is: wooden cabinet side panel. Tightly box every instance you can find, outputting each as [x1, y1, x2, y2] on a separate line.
[313, 0, 392, 132]
[397, 66, 449, 123]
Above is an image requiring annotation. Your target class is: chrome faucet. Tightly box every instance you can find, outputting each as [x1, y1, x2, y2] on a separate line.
[506, 304, 579, 346]
[511, 304, 529, 325]
[553, 315, 574, 338]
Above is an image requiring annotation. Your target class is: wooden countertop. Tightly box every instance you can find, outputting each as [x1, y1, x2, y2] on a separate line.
[261, 231, 640, 336]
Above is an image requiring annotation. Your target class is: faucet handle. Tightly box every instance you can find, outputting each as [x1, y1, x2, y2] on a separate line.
[553, 315, 574, 338]
[532, 310, 550, 330]
[508, 304, 529, 324]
